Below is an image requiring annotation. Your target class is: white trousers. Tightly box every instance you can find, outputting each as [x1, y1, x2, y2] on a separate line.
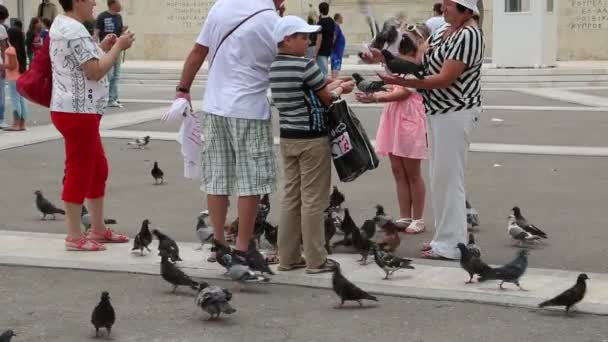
[427, 107, 480, 259]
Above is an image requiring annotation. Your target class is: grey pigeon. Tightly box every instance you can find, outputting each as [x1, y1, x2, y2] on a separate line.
[132, 219, 153, 255]
[34, 190, 65, 220]
[539, 273, 589, 314]
[244, 240, 275, 275]
[329, 186, 345, 209]
[478, 249, 529, 290]
[512, 206, 547, 239]
[352, 73, 388, 93]
[350, 222, 374, 265]
[381, 49, 425, 79]
[160, 251, 199, 293]
[195, 283, 236, 320]
[467, 233, 481, 258]
[507, 214, 542, 246]
[151, 161, 164, 185]
[332, 262, 378, 307]
[127, 135, 150, 149]
[0, 330, 16, 342]
[372, 246, 414, 280]
[81, 206, 117, 230]
[153, 229, 182, 263]
[196, 210, 214, 250]
[91, 291, 115, 338]
[324, 213, 337, 254]
[466, 200, 480, 229]
[456, 243, 492, 284]
[332, 208, 356, 248]
[373, 204, 393, 228]
[222, 254, 270, 284]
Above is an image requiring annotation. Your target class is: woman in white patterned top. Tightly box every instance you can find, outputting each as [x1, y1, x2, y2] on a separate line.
[51, 0, 134, 252]
[363, 0, 484, 260]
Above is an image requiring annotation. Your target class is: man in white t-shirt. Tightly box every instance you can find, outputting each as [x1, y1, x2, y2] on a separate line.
[425, 3, 446, 35]
[0, 5, 9, 129]
[176, 0, 284, 264]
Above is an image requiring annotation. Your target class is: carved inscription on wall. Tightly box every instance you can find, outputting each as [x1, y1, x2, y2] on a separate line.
[569, 0, 608, 30]
[165, 0, 215, 29]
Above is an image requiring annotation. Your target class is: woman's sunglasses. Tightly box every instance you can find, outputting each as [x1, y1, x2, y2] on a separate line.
[405, 24, 424, 39]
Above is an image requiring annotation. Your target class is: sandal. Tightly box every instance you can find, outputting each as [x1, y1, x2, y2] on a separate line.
[306, 258, 338, 274]
[420, 249, 450, 260]
[65, 236, 106, 251]
[278, 258, 307, 271]
[86, 228, 129, 243]
[420, 242, 432, 251]
[405, 220, 426, 234]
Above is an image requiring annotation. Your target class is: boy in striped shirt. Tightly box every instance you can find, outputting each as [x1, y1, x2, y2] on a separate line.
[270, 15, 354, 274]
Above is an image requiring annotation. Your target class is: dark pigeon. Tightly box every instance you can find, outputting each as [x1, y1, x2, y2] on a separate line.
[132, 219, 153, 255]
[478, 249, 529, 290]
[160, 251, 199, 293]
[151, 161, 164, 185]
[195, 283, 236, 320]
[324, 214, 337, 254]
[332, 262, 378, 307]
[381, 49, 425, 79]
[91, 291, 115, 338]
[467, 233, 481, 258]
[34, 190, 65, 220]
[539, 273, 589, 314]
[329, 186, 345, 209]
[0, 330, 16, 342]
[153, 229, 182, 263]
[456, 243, 492, 284]
[352, 73, 388, 93]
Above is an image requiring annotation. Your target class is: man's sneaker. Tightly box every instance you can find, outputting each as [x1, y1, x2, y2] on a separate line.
[0, 121, 9, 129]
[108, 100, 123, 108]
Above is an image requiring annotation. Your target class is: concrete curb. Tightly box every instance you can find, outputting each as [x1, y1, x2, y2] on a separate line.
[1, 230, 607, 316]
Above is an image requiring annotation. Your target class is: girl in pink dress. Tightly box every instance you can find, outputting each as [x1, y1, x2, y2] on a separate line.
[356, 25, 430, 234]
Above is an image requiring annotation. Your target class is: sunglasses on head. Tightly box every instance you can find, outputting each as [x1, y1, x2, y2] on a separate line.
[405, 24, 424, 39]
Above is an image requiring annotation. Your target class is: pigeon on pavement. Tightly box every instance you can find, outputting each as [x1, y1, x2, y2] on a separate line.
[466, 200, 480, 229]
[196, 210, 214, 250]
[132, 219, 153, 255]
[153, 229, 182, 262]
[512, 206, 547, 239]
[81, 206, 117, 230]
[127, 135, 150, 149]
[0, 330, 16, 342]
[332, 262, 378, 307]
[151, 161, 164, 185]
[195, 283, 236, 320]
[467, 233, 482, 258]
[160, 250, 199, 293]
[324, 213, 337, 254]
[222, 254, 270, 287]
[329, 186, 345, 209]
[478, 249, 529, 290]
[456, 243, 492, 284]
[91, 291, 115, 338]
[34, 190, 65, 220]
[538, 273, 589, 314]
[507, 214, 542, 246]
[372, 246, 414, 280]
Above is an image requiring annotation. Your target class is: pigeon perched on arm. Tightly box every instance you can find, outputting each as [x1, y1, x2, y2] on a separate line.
[153, 229, 182, 262]
[34, 190, 65, 220]
[352, 73, 388, 93]
[81, 206, 117, 230]
[456, 243, 492, 284]
[196, 210, 214, 250]
[381, 49, 425, 79]
[332, 262, 378, 307]
[127, 135, 150, 149]
[372, 246, 414, 280]
[159, 251, 199, 293]
[512, 206, 547, 238]
[151, 161, 164, 185]
[507, 214, 542, 246]
[538, 273, 589, 314]
[91, 291, 115, 338]
[132, 219, 153, 255]
[0, 330, 16, 342]
[195, 283, 236, 320]
[478, 249, 529, 290]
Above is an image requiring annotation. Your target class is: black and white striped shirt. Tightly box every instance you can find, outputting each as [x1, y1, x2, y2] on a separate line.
[421, 24, 484, 115]
[270, 54, 327, 139]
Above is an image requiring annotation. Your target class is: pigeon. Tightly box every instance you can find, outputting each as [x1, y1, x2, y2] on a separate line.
[512, 206, 547, 239]
[34, 190, 65, 220]
[360, 219, 376, 240]
[329, 186, 345, 209]
[368, 17, 401, 50]
[381, 49, 425, 79]
[81, 206, 117, 230]
[0, 330, 16, 342]
[153, 229, 182, 262]
[160, 250, 199, 293]
[372, 246, 414, 280]
[244, 240, 275, 275]
[151, 161, 164, 185]
[222, 254, 270, 285]
[377, 220, 401, 252]
[373, 204, 393, 228]
[507, 214, 542, 246]
[324, 213, 337, 254]
[91, 291, 115, 338]
[211, 239, 234, 268]
[262, 221, 278, 248]
[467, 233, 482, 258]
[196, 210, 214, 250]
[332, 208, 356, 248]
[466, 200, 480, 229]
[132, 219, 153, 255]
[332, 262, 378, 307]
[127, 135, 150, 149]
[351, 223, 375, 265]
[258, 194, 271, 221]
[478, 249, 529, 290]
[538, 273, 589, 314]
[456, 243, 492, 284]
[352, 73, 388, 93]
[195, 283, 236, 320]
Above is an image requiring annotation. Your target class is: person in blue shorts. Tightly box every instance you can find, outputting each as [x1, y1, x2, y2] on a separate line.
[331, 13, 345, 79]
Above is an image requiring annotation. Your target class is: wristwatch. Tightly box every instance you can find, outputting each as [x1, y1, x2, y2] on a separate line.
[176, 86, 190, 93]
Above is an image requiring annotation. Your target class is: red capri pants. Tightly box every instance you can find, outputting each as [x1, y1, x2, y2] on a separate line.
[51, 112, 109, 204]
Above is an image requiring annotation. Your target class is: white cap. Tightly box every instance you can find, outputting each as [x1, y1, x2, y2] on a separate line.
[273, 15, 321, 44]
[450, 0, 480, 15]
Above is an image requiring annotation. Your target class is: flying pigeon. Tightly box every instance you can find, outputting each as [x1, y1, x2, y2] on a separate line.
[127, 135, 150, 149]
[91, 291, 115, 338]
[34, 190, 65, 220]
[332, 262, 378, 307]
[538, 273, 589, 314]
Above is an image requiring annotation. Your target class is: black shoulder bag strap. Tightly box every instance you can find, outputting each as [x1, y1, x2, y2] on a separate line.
[209, 8, 274, 69]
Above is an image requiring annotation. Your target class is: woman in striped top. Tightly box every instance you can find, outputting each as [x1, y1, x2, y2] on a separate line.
[365, 0, 484, 260]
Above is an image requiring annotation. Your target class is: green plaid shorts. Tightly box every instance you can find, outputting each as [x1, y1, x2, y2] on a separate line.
[200, 113, 277, 196]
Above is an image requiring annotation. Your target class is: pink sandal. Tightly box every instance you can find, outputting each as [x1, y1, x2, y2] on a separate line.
[86, 228, 129, 243]
[65, 236, 106, 251]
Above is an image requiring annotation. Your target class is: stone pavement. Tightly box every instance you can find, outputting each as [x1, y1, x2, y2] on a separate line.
[1, 230, 606, 316]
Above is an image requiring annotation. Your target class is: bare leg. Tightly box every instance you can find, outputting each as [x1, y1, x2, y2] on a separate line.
[208, 195, 229, 245]
[389, 155, 412, 219]
[64, 202, 83, 239]
[235, 195, 259, 252]
[402, 158, 425, 220]
[86, 197, 106, 234]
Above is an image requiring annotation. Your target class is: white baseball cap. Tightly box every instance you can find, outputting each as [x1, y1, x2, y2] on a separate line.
[273, 15, 321, 44]
[450, 0, 480, 15]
